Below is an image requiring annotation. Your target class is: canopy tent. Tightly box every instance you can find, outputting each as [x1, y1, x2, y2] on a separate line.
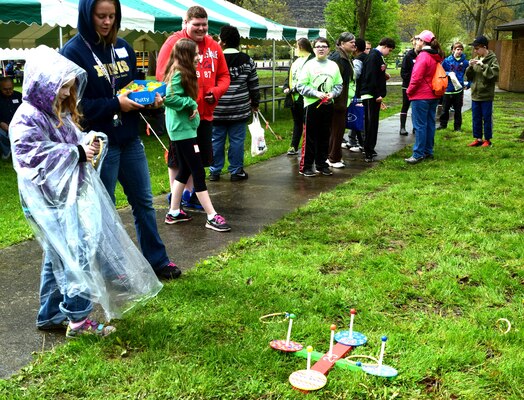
[1, 0, 325, 120]
[0, 0, 326, 48]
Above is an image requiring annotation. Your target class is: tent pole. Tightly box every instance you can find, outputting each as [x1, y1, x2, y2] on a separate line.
[59, 27, 63, 48]
[272, 39, 276, 122]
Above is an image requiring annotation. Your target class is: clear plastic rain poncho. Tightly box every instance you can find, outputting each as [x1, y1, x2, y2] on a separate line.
[10, 46, 162, 320]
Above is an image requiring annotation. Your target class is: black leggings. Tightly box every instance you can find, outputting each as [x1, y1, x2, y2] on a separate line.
[174, 138, 207, 192]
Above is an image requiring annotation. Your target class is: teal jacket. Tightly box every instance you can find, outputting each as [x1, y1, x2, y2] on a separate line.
[465, 50, 499, 102]
[164, 71, 200, 141]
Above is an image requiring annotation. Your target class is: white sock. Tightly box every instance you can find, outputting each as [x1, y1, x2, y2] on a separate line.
[207, 212, 217, 220]
[169, 209, 181, 216]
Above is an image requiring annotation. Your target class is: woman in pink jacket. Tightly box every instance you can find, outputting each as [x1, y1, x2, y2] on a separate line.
[405, 30, 444, 164]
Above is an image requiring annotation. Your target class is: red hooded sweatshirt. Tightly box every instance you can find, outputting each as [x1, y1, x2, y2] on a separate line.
[406, 49, 443, 101]
[156, 31, 230, 121]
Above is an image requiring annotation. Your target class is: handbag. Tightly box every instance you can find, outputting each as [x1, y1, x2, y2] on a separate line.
[346, 98, 364, 131]
[248, 112, 268, 156]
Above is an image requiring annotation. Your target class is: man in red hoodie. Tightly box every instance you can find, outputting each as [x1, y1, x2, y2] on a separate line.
[156, 6, 230, 209]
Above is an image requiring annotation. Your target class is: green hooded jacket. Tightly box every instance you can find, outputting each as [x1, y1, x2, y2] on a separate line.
[465, 50, 499, 101]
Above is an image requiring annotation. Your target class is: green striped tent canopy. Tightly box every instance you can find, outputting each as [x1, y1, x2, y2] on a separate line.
[0, 0, 325, 49]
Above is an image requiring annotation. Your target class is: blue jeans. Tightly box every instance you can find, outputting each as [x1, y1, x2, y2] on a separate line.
[0, 128, 10, 157]
[100, 137, 169, 271]
[37, 247, 92, 327]
[210, 121, 246, 175]
[411, 99, 439, 159]
[471, 100, 493, 140]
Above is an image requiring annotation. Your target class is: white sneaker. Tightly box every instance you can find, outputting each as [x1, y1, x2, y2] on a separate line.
[341, 142, 350, 149]
[326, 159, 345, 168]
[349, 146, 363, 153]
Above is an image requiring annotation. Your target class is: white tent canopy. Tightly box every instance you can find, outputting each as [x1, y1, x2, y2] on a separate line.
[0, 48, 32, 60]
[0, 0, 326, 49]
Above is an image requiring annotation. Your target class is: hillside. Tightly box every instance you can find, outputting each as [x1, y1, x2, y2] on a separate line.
[287, 0, 329, 28]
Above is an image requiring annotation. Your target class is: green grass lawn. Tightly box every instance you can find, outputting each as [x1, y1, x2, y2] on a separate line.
[1, 89, 523, 399]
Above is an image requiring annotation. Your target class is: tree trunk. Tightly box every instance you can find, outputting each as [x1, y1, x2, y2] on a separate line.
[356, 0, 372, 38]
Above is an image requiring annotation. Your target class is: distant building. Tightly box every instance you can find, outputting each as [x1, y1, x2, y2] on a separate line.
[287, 0, 329, 28]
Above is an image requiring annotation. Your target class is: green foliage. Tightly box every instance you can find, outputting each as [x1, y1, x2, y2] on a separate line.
[400, 0, 467, 49]
[422, 0, 466, 47]
[234, 0, 292, 24]
[248, 45, 292, 60]
[325, 0, 358, 36]
[325, 0, 400, 45]
[366, 0, 401, 46]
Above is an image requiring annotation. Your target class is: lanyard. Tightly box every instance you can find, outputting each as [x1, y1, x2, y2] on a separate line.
[81, 36, 122, 126]
[81, 35, 117, 96]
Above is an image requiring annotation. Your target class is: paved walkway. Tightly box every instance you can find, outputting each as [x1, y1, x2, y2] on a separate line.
[0, 93, 471, 379]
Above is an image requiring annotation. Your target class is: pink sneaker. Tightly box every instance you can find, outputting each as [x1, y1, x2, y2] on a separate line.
[66, 319, 115, 338]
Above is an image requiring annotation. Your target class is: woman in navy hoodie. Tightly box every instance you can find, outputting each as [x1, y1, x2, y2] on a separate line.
[61, 0, 181, 280]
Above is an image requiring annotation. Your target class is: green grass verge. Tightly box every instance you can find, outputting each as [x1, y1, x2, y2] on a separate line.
[1, 91, 523, 398]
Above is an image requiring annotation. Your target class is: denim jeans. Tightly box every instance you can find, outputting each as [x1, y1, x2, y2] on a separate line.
[0, 128, 10, 157]
[99, 137, 169, 271]
[471, 100, 493, 140]
[411, 99, 439, 159]
[210, 121, 247, 175]
[37, 247, 93, 327]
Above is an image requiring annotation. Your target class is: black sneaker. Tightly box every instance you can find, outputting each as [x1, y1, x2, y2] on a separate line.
[399, 128, 408, 136]
[318, 166, 333, 176]
[206, 214, 231, 232]
[230, 169, 248, 182]
[300, 168, 316, 177]
[364, 156, 375, 163]
[209, 174, 220, 181]
[436, 125, 447, 130]
[165, 209, 192, 224]
[155, 262, 182, 280]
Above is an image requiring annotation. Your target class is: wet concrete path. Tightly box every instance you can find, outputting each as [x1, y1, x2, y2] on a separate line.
[0, 93, 471, 379]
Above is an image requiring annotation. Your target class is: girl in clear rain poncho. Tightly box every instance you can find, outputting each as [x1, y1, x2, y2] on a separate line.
[10, 46, 163, 338]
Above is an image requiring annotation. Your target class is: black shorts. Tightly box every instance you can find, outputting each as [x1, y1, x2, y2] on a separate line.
[167, 120, 213, 168]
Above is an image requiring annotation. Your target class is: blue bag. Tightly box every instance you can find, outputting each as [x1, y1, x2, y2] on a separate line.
[346, 99, 364, 131]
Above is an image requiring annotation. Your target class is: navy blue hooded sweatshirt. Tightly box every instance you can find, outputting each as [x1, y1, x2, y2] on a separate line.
[61, 0, 138, 146]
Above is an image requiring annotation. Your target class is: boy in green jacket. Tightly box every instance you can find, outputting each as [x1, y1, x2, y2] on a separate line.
[465, 36, 499, 148]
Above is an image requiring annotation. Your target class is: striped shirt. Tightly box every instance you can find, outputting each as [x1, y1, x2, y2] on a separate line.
[213, 48, 260, 122]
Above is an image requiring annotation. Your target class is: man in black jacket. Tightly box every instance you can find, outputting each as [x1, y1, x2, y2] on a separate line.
[399, 37, 422, 135]
[360, 37, 395, 162]
[0, 77, 22, 159]
[327, 32, 355, 168]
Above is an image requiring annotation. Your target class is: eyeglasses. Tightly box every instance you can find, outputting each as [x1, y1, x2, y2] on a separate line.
[315, 45, 329, 49]
[414, 37, 421, 41]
